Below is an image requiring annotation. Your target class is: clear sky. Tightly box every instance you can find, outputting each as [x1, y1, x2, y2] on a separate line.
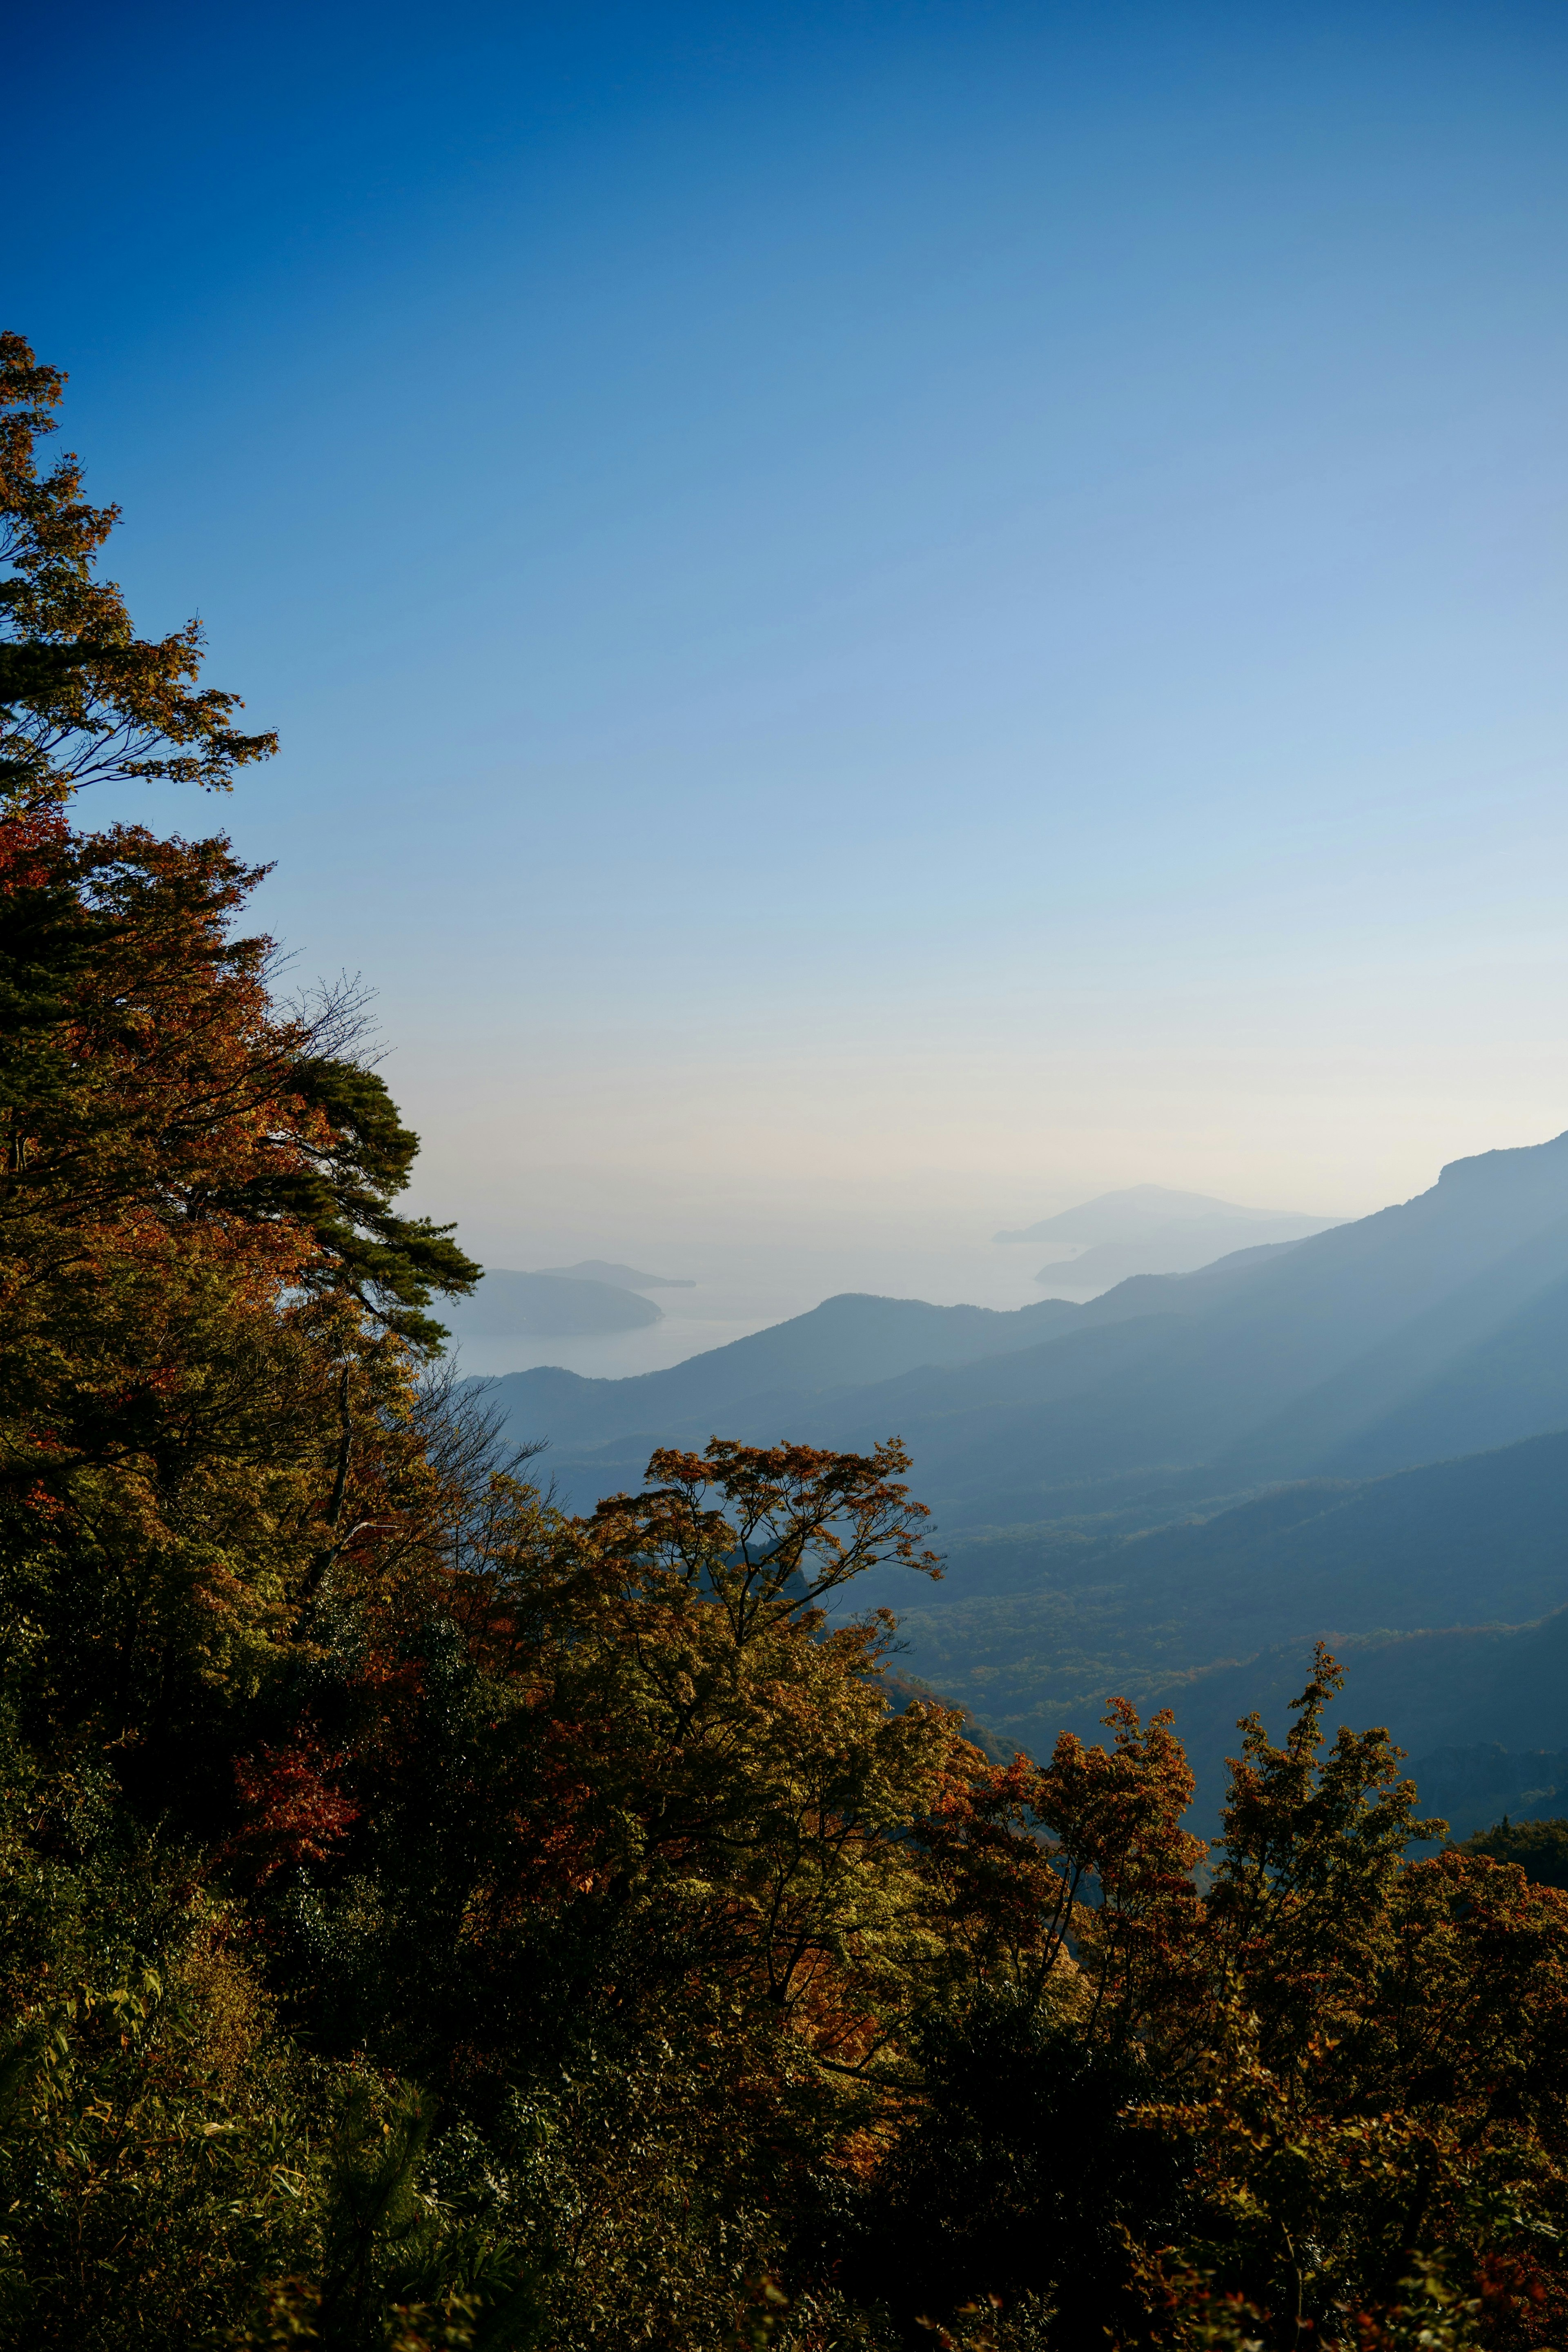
[14, 0, 1568, 1321]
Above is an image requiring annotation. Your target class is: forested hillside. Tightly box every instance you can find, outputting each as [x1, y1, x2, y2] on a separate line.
[878, 1430, 1568, 1804]
[495, 1148, 1568, 1524]
[486, 1139, 1568, 1801]
[11, 333, 1568, 2350]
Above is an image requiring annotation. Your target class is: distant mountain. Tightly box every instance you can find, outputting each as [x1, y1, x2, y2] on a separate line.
[488, 1135, 1568, 1515]
[1404, 1745, 1568, 1842]
[482, 1133, 1568, 1795]
[535, 1260, 695, 1290]
[1126, 1606, 1568, 1837]
[1236, 1256, 1568, 1479]
[1032, 1221, 1325, 1293]
[444, 1270, 662, 1340]
[995, 1183, 1339, 1248]
[777, 1132, 1568, 1524]
[481, 1290, 1093, 1460]
[882, 1427, 1568, 1762]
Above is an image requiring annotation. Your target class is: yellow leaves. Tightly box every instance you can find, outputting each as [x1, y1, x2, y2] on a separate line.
[479, 1456, 990, 2098]
[913, 2292, 1005, 2352]
[171, 1922, 271, 2096]
[597, 1437, 942, 1644]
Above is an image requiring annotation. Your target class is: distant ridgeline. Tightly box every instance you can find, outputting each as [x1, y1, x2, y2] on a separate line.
[994, 1180, 1343, 1293]
[441, 1259, 695, 1339]
[484, 1131, 1568, 1825]
[1410, 1744, 1568, 1842]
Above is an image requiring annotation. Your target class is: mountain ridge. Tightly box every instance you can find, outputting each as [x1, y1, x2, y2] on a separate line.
[478, 1133, 1568, 1800]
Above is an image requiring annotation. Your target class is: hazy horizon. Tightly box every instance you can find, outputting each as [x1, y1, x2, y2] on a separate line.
[14, 1, 1568, 1289]
[432, 1149, 1493, 1381]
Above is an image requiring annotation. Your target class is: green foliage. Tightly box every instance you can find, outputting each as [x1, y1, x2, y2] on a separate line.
[7, 336, 1568, 2352]
[281, 1056, 480, 1350]
[0, 333, 277, 812]
[1458, 1814, 1568, 1889]
[236, 2080, 541, 2351]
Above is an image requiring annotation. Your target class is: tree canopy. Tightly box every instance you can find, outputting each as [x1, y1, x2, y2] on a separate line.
[0, 335, 278, 813]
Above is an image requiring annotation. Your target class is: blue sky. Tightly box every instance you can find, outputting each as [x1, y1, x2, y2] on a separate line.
[14, 0, 1568, 1315]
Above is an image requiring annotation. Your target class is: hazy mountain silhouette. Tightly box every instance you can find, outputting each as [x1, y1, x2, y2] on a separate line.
[535, 1260, 695, 1289]
[482, 1291, 1096, 1455]
[996, 1182, 1338, 1245]
[445, 1269, 663, 1339]
[486, 1135, 1568, 1508]
[996, 1183, 1306, 1243]
[796, 1133, 1568, 1521]
[482, 1133, 1568, 1794]
[1036, 1216, 1338, 1294]
[991, 1185, 1342, 1298]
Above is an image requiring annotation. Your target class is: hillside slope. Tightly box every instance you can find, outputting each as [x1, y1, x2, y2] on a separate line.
[483, 1138, 1568, 1801]
[1135, 1605, 1568, 1833]
[483, 1287, 1129, 1457]
[490, 1134, 1568, 1526]
[880, 1428, 1568, 1803]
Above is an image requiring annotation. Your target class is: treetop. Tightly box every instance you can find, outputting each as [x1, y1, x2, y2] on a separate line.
[0, 331, 277, 813]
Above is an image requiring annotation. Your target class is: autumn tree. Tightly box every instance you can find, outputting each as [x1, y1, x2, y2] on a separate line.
[0, 336, 481, 1778]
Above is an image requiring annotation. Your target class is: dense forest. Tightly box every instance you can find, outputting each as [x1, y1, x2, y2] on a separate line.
[7, 331, 1568, 2352]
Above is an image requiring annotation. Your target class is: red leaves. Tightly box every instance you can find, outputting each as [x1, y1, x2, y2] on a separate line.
[226, 1735, 359, 1888]
[1474, 2249, 1568, 2350]
[0, 806, 69, 888]
[919, 1752, 1080, 1988]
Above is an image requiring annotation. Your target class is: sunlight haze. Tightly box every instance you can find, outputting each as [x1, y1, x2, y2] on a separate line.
[13, 0, 1568, 1316]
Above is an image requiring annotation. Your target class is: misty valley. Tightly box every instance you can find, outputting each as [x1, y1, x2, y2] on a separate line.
[479, 1140, 1568, 1838]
